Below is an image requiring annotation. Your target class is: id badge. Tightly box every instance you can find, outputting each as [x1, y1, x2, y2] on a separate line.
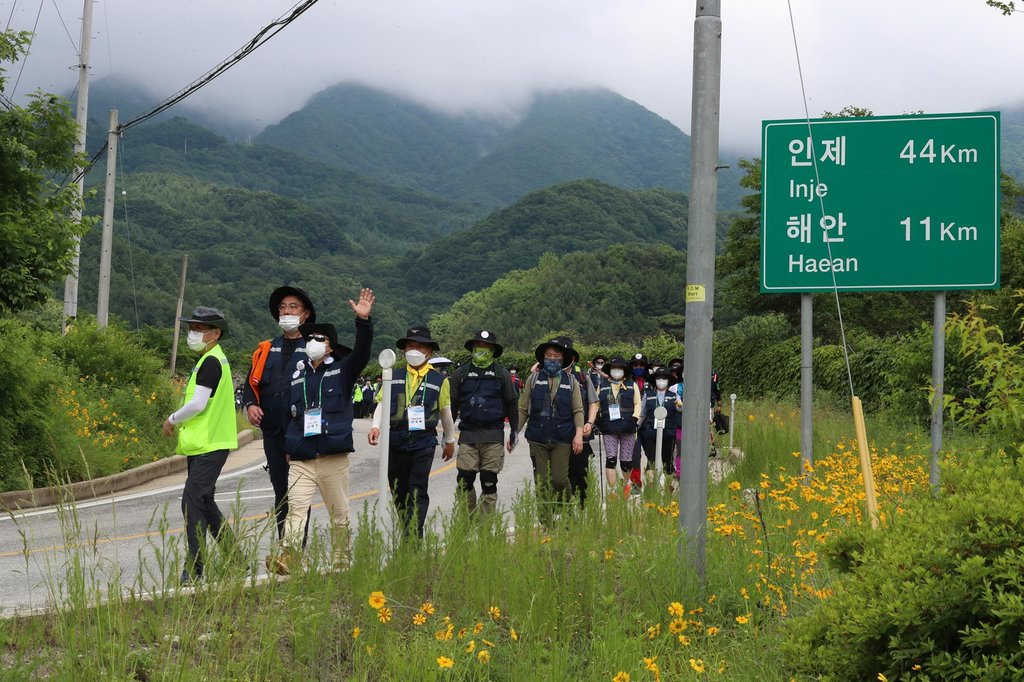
[408, 405, 426, 431]
[304, 407, 323, 437]
[608, 403, 622, 421]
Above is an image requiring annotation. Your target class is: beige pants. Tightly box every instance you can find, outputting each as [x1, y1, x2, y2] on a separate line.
[456, 442, 505, 514]
[284, 454, 350, 564]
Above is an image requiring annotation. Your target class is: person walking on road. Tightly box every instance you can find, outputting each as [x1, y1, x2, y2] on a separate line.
[368, 326, 456, 538]
[597, 356, 642, 496]
[162, 306, 239, 584]
[639, 366, 682, 479]
[448, 331, 519, 515]
[268, 289, 374, 574]
[517, 336, 584, 526]
[241, 286, 317, 542]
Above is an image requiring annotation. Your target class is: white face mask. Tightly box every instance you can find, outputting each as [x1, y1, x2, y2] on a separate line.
[656, 379, 669, 390]
[278, 315, 302, 332]
[187, 330, 209, 352]
[609, 368, 625, 381]
[594, 362, 605, 371]
[305, 340, 327, 362]
[405, 349, 427, 368]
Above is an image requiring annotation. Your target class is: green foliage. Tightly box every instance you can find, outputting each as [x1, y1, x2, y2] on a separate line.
[0, 315, 177, 491]
[429, 244, 687, 348]
[943, 297, 1024, 456]
[782, 451, 1024, 680]
[0, 30, 93, 313]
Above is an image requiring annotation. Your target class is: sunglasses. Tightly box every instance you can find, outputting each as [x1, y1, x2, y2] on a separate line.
[307, 334, 328, 343]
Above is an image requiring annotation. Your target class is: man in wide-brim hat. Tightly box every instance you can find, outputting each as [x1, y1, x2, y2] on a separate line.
[368, 325, 456, 539]
[162, 306, 239, 584]
[448, 330, 519, 515]
[516, 336, 584, 526]
[268, 290, 374, 574]
[242, 285, 318, 543]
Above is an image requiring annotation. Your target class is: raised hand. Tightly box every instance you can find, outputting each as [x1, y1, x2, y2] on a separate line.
[349, 288, 376, 319]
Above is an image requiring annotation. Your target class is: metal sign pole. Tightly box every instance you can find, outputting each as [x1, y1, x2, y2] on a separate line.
[377, 349, 396, 533]
[930, 291, 946, 491]
[728, 393, 736, 454]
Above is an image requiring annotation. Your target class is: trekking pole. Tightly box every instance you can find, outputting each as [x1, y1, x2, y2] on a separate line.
[596, 430, 605, 505]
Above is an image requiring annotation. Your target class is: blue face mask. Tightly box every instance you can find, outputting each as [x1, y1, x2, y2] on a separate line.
[542, 358, 563, 377]
[633, 366, 646, 378]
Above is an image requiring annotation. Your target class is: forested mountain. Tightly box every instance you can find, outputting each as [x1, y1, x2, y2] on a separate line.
[398, 179, 697, 309]
[430, 245, 688, 349]
[255, 83, 748, 208]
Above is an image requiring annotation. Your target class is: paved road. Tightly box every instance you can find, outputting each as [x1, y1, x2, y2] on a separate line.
[0, 419, 580, 616]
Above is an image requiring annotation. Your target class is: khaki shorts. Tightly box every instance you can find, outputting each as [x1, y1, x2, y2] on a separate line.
[456, 442, 505, 473]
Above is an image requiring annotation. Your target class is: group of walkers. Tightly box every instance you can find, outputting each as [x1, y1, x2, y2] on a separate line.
[162, 285, 725, 582]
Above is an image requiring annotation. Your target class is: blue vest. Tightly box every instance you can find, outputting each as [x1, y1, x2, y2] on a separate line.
[597, 379, 637, 434]
[456, 364, 505, 432]
[390, 367, 444, 449]
[257, 335, 307, 435]
[524, 372, 576, 444]
[640, 386, 681, 437]
[284, 359, 355, 459]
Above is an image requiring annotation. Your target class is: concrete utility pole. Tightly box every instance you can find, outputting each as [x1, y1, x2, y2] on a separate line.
[62, 0, 94, 333]
[96, 109, 118, 327]
[679, 0, 722, 583]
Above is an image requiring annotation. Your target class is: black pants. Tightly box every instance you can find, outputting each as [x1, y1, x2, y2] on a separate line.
[568, 441, 593, 507]
[388, 444, 435, 538]
[263, 431, 310, 543]
[641, 432, 677, 475]
[182, 449, 230, 576]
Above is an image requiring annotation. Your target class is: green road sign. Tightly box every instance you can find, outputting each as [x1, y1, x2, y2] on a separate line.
[760, 112, 1000, 292]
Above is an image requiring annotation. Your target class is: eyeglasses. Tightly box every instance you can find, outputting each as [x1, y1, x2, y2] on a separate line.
[278, 303, 305, 312]
[307, 334, 328, 342]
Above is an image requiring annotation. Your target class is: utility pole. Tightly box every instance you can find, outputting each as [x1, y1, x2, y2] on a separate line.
[169, 255, 188, 376]
[800, 293, 813, 472]
[96, 109, 118, 327]
[62, 0, 94, 334]
[679, 0, 722, 584]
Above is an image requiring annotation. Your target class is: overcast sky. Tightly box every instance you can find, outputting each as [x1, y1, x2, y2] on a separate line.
[5, 0, 1023, 154]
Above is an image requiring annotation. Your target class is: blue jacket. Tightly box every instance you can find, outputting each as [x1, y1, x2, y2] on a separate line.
[284, 317, 373, 459]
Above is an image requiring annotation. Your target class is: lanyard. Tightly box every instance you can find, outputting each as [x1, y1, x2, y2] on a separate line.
[302, 368, 325, 409]
[405, 370, 429, 408]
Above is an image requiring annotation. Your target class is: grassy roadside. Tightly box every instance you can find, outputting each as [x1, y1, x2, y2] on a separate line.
[0, 399, 947, 680]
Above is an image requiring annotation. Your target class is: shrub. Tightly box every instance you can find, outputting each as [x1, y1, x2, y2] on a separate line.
[781, 452, 1024, 680]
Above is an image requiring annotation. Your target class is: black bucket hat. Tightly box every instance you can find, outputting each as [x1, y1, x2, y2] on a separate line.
[397, 325, 440, 351]
[534, 336, 575, 368]
[464, 330, 504, 358]
[269, 285, 316, 324]
[605, 356, 630, 371]
[667, 357, 684, 368]
[299, 322, 352, 359]
[651, 366, 673, 380]
[179, 306, 229, 338]
[591, 354, 608, 364]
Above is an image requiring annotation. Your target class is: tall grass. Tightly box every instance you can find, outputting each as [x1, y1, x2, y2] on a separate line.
[1, 399, 942, 680]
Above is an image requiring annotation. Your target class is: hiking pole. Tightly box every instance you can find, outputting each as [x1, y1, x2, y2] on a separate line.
[596, 430, 605, 505]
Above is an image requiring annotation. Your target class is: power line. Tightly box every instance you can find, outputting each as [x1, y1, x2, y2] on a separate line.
[10, 0, 45, 99]
[49, 0, 80, 57]
[56, 0, 322, 190]
[119, 0, 320, 133]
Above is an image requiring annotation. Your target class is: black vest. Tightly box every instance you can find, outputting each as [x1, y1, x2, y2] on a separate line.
[640, 386, 681, 436]
[258, 335, 307, 434]
[524, 372, 576, 444]
[597, 379, 637, 434]
[284, 359, 355, 459]
[389, 367, 444, 449]
[456, 365, 505, 432]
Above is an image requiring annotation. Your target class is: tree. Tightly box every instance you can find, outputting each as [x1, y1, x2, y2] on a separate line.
[0, 30, 92, 313]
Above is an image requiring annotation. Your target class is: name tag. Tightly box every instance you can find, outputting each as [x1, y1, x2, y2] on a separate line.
[408, 405, 426, 431]
[304, 408, 322, 437]
[608, 403, 622, 421]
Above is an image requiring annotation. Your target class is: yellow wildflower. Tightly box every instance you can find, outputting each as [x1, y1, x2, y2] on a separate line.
[437, 656, 454, 669]
[510, 628, 519, 641]
[352, 627, 360, 639]
[706, 626, 719, 636]
[377, 607, 392, 623]
[489, 605, 501, 620]
[465, 640, 476, 653]
[413, 613, 427, 626]
[604, 548, 615, 560]
[690, 658, 706, 673]
[678, 635, 691, 646]
[612, 673, 631, 682]
[728, 481, 741, 491]
[668, 618, 688, 634]
[473, 621, 484, 634]
[667, 601, 684, 617]
[368, 591, 386, 609]
[477, 649, 491, 664]
[736, 614, 751, 624]
[421, 601, 435, 615]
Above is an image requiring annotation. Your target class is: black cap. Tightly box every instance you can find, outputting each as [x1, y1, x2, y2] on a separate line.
[397, 325, 440, 351]
[179, 306, 229, 338]
[605, 356, 630, 370]
[464, 330, 504, 358]
[299, 322, 351, 359]
[269, 286, 316, 324]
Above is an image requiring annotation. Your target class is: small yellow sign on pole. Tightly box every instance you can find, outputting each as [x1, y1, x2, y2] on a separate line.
[685, 284, 705, 303]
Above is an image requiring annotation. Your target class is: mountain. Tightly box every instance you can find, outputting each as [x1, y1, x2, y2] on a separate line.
[256, 83, 747, 209]
[398, 179, 692, 309]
